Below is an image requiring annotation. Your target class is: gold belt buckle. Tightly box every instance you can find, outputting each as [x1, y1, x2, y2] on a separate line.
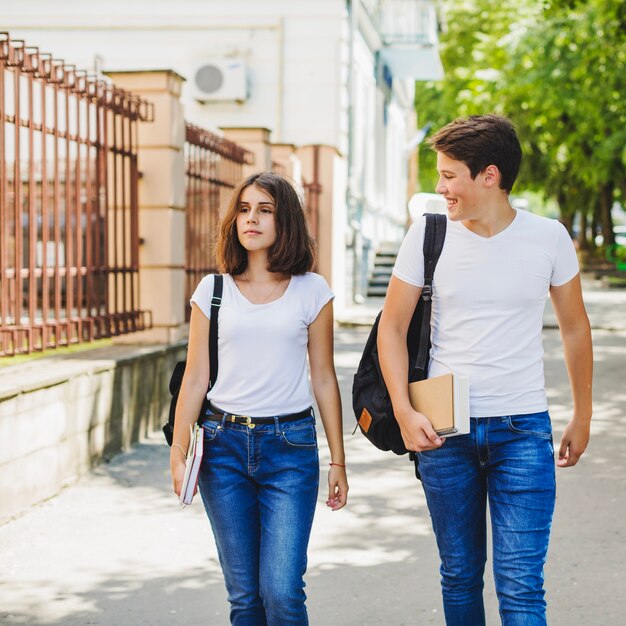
[227, 413, 255, 428]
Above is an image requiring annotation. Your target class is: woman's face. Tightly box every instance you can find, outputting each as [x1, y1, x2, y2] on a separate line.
[236, 185, 277, 253]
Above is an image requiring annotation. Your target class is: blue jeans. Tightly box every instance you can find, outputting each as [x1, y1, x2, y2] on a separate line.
[418, 412, 556, 626]
[197, 411, 319, 626]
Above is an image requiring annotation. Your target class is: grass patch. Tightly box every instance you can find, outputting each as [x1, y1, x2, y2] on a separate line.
[605, 275, 626, 289]
[0, 338, 114, 367]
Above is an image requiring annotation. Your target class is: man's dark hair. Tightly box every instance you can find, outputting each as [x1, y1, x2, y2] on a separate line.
[216, 171, 315, 275]
[427, 114, 522, 193]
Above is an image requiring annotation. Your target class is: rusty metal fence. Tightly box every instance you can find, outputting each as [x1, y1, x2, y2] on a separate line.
[184, 123, 253, 320]
[303, 145, 322, 257]
[303, 179, 321, 243]
[270, 152, 321, 249]
[0, 34, 153, 356]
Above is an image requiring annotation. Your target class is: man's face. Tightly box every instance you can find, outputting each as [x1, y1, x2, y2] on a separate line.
[435, 152, 484, 222]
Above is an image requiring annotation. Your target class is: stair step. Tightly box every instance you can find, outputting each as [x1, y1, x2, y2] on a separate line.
[367, 241, 400, 298]
[371, 267, 393, 277]
[369, 278, 391, 287]
[367, 286, 389, 297]
[377, 241, 401, 253]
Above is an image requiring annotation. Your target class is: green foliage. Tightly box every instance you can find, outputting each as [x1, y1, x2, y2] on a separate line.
[502, 0, 626, 215]
[414, 0, 626, 237]
[415, 0, 541, 191]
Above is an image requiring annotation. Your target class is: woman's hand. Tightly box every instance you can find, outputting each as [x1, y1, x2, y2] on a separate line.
[326, 464, 348, 511]
[170, 448, 187, 497]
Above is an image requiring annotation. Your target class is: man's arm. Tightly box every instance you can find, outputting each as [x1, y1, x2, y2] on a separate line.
[378, 276, 443, 452]
[549, 273, 593, 468]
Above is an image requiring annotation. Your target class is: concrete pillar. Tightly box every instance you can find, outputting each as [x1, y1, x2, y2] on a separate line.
[221, 127, 272, 178]
[105, 70, 187, 344]
[270, 143, 299, 182]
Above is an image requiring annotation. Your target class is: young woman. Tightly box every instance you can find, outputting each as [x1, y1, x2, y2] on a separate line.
[170, 171, 348, 625]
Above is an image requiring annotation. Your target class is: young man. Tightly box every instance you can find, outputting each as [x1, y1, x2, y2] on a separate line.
[378, 114, 592, 626]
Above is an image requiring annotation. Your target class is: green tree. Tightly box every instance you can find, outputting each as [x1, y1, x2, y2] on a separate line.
[415, 0, 626, 247]
[500, 0, 626, 246]
[414, 0, 540, 190]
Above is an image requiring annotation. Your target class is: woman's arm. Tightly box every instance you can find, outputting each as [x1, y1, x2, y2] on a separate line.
[170, 303, 211, 496]
[308, 301, 348, 511]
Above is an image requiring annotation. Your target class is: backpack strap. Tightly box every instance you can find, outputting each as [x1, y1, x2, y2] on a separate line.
[208, 274, 223, 389]
[413, 213, 447, 379]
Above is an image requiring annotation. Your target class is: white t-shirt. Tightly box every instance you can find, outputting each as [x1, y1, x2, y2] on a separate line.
[392, 209, 579, 417]
[190, 272, 334, 416]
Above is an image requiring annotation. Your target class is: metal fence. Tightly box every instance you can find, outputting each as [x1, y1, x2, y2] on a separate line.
[0, 33, 153, 356]
[184, 123, 253, 320]
[270, 151, 321, 251]
[303, 145, 322, 259]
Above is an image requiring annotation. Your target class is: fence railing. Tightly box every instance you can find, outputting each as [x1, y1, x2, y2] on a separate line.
[0, 33, 153, 356]
[270, 150, 321, 250]
[303, 145, 322, 265]
[184, 123, 253, 320]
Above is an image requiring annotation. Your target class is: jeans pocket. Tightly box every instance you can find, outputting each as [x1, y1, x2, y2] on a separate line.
[504, 412, 552, 439]
[280, 422, 317, 448]
[202, 421, 222, 442]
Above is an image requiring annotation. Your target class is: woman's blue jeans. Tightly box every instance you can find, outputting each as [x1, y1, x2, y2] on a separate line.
[418, 412, 556, 626]
[198, 412, 319, 626]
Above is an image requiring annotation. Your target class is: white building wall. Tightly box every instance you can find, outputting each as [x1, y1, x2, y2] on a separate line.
[2, 0, 345, 147]
[351, 33, 412, 248]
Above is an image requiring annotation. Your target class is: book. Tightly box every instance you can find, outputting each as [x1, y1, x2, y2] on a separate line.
[179, 423, 204, 506]
[408, 373, 470, 437]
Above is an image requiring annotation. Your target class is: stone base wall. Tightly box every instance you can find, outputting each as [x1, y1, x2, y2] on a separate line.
[0, 343, 186, 525]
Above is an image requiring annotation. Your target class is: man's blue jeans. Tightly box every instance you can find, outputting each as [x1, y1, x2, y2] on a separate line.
[418, 412, 556, 626]
[198, 412, 319, 626]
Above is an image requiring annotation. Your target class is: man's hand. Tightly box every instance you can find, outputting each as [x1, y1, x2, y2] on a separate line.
[397, 409, 445, 452]
[557, 417, 590, 468]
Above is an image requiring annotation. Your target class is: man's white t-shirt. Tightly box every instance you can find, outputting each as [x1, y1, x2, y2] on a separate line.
[392, 209, 579, 417]
[190, 272, 333, 416]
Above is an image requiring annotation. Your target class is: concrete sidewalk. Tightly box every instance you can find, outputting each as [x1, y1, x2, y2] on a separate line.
[1, 284, 625, 625]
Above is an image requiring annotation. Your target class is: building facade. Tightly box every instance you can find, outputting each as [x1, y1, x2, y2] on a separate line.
[3, 0, 442, 307]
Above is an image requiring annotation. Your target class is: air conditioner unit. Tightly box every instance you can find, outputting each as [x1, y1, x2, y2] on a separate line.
[190, 59, 248, 103]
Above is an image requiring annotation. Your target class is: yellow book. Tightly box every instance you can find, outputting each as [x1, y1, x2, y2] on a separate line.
[408, 373, 470, 436]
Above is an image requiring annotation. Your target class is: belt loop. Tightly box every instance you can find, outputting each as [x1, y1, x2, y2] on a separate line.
[220, 414, 227, 428]
[273, 415, 281, 436]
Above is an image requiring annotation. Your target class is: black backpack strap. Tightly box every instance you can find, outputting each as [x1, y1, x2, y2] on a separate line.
[413, 213, 447, 378]
[208, 274, 223, 389]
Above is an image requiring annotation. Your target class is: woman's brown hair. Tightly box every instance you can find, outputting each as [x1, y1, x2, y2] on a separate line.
[215, 172, 315, 275]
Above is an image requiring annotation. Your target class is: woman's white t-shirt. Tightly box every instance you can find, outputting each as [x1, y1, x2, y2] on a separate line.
[190, 272, 333, 416]
[392, 209, 579, 417]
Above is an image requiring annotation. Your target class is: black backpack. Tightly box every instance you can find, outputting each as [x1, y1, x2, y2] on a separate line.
[352, 213, 447, 456]
[163, 274, 223, 446]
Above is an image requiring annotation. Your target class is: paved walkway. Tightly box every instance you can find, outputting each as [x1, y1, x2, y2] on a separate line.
[1, 280, 625, 625]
